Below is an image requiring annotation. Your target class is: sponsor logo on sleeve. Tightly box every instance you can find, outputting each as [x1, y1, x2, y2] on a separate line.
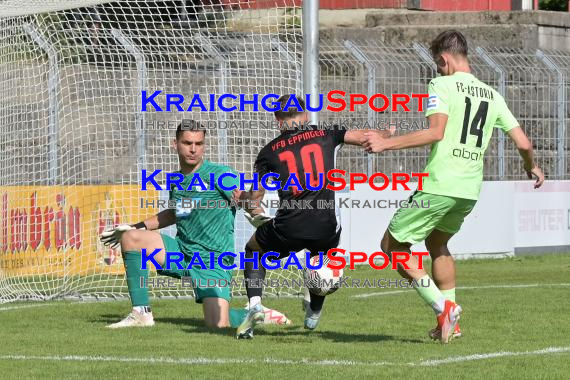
[427, 95, 438, 110]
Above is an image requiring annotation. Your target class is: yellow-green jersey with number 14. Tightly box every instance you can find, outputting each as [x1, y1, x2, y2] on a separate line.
[423, 72, 519, 200]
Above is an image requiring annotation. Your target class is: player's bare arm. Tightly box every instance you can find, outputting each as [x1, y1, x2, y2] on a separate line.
[232, 180, 266, 215]
[139, 208, 176, 230]
[232, 180, 272, 228]
[344, 129, 394, 146]
[362, 113, 447, 153]
[507, 126, 545, 188]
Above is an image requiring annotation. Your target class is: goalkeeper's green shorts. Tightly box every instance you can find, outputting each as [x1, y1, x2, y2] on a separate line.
[157, 234, 233, 304]
[388, 191, 477, 245]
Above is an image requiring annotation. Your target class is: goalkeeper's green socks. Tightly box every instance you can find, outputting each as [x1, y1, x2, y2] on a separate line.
[413, 275, 446, 314]
[123, 251, 251, 326]
[441, 288, 456, 302]
[229, 308, 248, 328]
[123, 250, 150, 307]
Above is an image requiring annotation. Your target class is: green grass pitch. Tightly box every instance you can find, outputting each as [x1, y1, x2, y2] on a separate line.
[1, 254, 569, 379]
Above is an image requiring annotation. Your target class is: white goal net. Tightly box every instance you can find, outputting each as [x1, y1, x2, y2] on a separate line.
[0, 0, 304, 303]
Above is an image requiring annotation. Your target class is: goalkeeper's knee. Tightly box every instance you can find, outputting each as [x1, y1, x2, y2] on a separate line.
[120, 229, 144, 250]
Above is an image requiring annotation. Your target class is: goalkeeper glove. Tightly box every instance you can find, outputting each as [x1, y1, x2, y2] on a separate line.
[99, 224, 142, 250]
[244, 212, 272, 228]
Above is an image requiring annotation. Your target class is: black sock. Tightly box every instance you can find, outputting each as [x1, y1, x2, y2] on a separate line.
[244, 244, 265, 299]
[307, 251, 326, 312]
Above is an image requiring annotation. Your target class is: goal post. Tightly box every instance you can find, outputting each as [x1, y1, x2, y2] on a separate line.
[0, 0, 309, 303]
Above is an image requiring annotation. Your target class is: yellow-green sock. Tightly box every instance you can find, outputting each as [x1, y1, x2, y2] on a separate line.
[441, 288, 456, 302]
[414, 275, 446, 314]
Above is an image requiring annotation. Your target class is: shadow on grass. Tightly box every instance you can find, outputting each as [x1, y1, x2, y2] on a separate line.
[97, 314, 424, 344]
[180, 322, 423, 344]
[96, 315, 209, 327]
[97, 314, 129, 324]
[249, 329, 424, 344]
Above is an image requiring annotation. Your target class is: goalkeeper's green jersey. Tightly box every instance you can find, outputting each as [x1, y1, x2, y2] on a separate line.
[169, 160, 239, 264]
[423, 71, 519, 200]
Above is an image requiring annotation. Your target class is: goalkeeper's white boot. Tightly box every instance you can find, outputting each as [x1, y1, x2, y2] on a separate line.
[236, 303, 265, 339]
[106, 309, 155, 329]
[303, 300, 322, 331]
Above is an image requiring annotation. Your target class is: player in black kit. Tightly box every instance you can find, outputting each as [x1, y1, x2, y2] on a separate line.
[234, 95, 387, 339]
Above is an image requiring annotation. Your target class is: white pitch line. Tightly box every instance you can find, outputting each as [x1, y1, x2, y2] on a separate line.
[1, 346, 570, 368]
[418, 346, 570, 366]
[352, 289, 414, 298]
[0, 354, 399, 367]
[0, 298, 122, 312]
[353, 283, 570, 298]
[0, 303, 53, 312]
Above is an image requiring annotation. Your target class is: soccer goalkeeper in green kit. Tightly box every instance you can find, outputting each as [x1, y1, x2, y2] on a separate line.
[101, 121, 290, 329]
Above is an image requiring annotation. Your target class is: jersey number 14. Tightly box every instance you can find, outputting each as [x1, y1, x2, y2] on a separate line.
[461, 98, 489, 148]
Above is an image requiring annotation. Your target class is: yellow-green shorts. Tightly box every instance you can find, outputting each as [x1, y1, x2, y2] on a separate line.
[388, 191, 477, 245]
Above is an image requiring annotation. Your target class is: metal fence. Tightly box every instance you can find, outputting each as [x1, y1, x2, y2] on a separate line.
[320, 39, 569, 181]
[2, 22, 567, 185]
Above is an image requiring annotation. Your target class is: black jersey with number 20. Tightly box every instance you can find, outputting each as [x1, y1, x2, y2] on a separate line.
[253, 125, 346, 239]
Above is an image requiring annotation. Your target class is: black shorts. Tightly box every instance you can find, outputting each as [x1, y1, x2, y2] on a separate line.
[254, 221, 342, 260]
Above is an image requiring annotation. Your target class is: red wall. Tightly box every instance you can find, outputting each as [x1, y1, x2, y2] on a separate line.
[319, 0, 407, 8]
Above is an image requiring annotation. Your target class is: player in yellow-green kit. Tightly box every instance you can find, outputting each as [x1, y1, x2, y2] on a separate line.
[363, 30, 544, 343]
[101, 121, 290, 329]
